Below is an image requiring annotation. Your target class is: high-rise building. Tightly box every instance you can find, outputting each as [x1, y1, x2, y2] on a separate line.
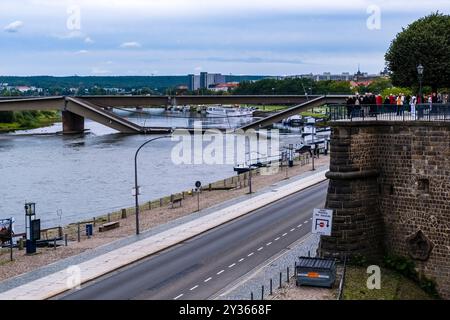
[188, 74, 201, 91]
[194, 72, 226, 89]
[200, 72, 208, 89]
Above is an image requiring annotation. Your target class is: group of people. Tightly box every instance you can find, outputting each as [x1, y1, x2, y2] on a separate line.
[345, 92, 449, 118]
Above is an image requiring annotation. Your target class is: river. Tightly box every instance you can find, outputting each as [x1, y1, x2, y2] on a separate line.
[0, 110, 304, 231]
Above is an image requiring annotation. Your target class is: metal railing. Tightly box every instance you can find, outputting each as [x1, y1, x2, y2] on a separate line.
[327, 103, 450, 122]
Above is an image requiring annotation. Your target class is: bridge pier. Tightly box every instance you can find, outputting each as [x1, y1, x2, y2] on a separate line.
[62, 111, 85, 134]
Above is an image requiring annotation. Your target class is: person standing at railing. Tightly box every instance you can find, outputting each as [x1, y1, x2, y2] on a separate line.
[410, 96, 417, 120]
[354, 94, 361, 117]
[396, 95, 403, 116]
[346, 96, 355, 118]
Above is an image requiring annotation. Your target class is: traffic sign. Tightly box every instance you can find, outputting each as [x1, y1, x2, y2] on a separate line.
[312, 208, 333, 236]
[195, 181, 202, 189]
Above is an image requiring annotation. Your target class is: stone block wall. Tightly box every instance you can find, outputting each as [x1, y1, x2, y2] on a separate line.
[320, 121, 450, 299]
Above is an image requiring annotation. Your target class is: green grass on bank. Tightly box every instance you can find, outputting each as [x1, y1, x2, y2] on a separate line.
[255, 105, 290, 112]
[0, 111, 61, 133]
[343, 266, 435, 300]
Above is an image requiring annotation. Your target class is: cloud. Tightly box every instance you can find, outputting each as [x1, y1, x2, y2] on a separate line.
[120, 41, 142, 48]
[4, 20, 24, 33]
[199, 56, 304, 65]
[75, 50, 89, 55]
[53, 30, 84, 40]
[84, 37, 94, 44]
[91, 67, 110, 75]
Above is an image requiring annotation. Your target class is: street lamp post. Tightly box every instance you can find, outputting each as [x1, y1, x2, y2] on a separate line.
[311, 123, 316, 171]
[134, 135, 172, 235]
[417, 64, 424, 102]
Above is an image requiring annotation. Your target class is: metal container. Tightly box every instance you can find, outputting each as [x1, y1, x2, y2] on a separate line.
[295, 257, 336, 288]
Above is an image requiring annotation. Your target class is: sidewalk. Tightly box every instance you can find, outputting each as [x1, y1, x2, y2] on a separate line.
[0, 165, 328, 300]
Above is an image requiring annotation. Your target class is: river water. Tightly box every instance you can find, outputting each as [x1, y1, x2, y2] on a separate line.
[0, 110, 304, 231]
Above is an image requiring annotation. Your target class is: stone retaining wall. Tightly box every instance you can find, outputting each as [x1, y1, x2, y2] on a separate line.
[320, 121, 450, 299]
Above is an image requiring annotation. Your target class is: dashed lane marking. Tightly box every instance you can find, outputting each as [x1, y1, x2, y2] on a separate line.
[174, 294, 183, 300]
[190, 285, 199, 291]
[204, 277, 212, 283]
[282, 233, 288, 237]
[229, 263, 236, 268]
[275, 237, 280, 241]
[266, 242, 272, 246]
[248, 252, 254, 257]
[238, 258, 245, 262]
[217, 270, 224, 275]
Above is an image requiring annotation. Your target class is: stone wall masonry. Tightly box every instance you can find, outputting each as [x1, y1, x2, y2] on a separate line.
[321, 121, 450, 299]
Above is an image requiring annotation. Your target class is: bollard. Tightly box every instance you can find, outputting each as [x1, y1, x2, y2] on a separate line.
[107, 213, 111, 223]
[287, 267, 290, 283]
[250, 292, 253, 300]
[93, 217, 96, 227]
[65, 234, 68, 246]
[77, 223, 81, 242]
[148, 202, 152, 210]
[270, 279, 273, 295]
[279, 272, 282, 289]
[121, 209, 127, 219]
[160, 198, 163, 207]
[54, 238, 57, 250]
[261, 285, 264, 300]
[18, 238, 24, 250]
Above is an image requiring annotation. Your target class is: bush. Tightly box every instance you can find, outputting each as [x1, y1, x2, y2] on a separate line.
[0, 111, 15, 123]
[383, 254, 440, 298]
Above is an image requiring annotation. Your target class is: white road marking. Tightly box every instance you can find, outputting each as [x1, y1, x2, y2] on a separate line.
[257, 247, 264, 251]
[190, 285, 199, 291]
[217, 270, 225, 275]
[229, 263, 236, 268]
[204, 277, 212, 283]
[248, 252, 254, 257]
[290, 228, 295, 232]
[297, 224, 303, 228]
[238, 258, 245, 262]
[282, 233, 288, 237]
[304, 220, 309, 224]
[174, 294, 183, 300]
[274, 237, 280, 241]
[266, 242, 272, 246]
[310, 217, 313, 220]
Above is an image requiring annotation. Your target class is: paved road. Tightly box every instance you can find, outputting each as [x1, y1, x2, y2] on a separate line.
[60, 181, 328, 300]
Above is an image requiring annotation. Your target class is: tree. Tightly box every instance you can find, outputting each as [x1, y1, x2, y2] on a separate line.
[385, 13, 450, 91]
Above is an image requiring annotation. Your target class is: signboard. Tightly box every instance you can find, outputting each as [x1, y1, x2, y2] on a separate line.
[0, 218, 14, 243]
[312, 208, 333, 236]
[132, 186, 141, 196]
[31, 219, 41, 241]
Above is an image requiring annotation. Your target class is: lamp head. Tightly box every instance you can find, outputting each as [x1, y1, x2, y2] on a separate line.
[417, 64, 424, 76]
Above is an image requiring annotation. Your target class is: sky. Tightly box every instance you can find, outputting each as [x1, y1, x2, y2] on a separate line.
[0, 0, 449, 76]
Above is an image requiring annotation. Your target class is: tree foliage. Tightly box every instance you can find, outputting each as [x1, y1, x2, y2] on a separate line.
[385, 13, 450, 91]
[233, 78, 352, 95]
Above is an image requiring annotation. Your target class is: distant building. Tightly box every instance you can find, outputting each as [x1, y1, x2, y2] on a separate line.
[189, 72, 226, 90]
[210, 82, 239, 92]
[15, 86, 32, 93]
[188, 74, 201, 91]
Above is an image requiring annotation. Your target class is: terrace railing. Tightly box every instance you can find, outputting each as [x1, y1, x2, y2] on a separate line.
[327, 103, 450, 122]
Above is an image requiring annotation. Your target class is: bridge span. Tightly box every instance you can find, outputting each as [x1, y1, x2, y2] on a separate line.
[0, 95, 346, 134]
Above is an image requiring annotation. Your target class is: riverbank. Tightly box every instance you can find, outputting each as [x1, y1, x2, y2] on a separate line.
[0, 154, 329, 282]
[0, 111, 60, 133]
